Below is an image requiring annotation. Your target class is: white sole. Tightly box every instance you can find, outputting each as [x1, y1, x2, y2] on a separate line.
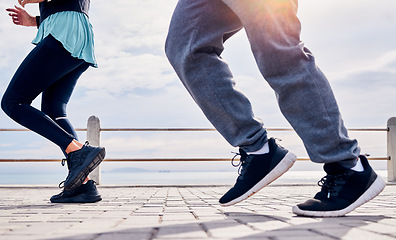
[221, 151, 297, 207]
[292, 175, 386, 217]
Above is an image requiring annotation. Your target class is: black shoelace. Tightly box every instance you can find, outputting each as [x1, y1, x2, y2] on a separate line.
[61, 157, 68, 167]
[231, 152, 251, 178]
[317, 173, 351, 199]
[58, 157, 70, 189]
[58, 180, 65, 189]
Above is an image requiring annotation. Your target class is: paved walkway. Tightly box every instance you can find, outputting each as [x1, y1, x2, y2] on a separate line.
[1, 183, 396, 240]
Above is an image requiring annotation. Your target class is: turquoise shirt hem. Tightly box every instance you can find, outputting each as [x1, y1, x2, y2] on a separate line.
[32, 11, 97, 67]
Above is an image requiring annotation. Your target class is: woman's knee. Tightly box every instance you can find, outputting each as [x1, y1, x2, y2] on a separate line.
[1, 94, 14, 117]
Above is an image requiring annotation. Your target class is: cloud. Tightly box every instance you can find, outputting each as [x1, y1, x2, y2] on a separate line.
[75, 0, 180, 95]
[375, 51, 396, 71]
[325, 50, 396, 127]
[330, 50, 396, 84]
[90, 0, 177, 48]
[298, 0, 396, 73]
[81, 53, 176, 94]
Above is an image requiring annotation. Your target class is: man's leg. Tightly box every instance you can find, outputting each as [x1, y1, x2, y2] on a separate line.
[166, 0, 297, 206]
[223, 0, 359, 167]
[222, 0, 384, 216]
[165, 0, 267, 152]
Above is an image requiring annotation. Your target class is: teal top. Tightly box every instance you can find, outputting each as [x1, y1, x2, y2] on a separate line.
[32, 11, 97, 67]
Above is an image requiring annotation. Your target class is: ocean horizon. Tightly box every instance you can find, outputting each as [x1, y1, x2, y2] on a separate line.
[0, 169, 388, 186]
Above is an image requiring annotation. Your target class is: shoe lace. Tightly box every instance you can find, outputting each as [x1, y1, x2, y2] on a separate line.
[231, 151, 250, 178]
[58, 180, 65, 189]
[58, 157, 70, 189]
[317, 173, 350, 199]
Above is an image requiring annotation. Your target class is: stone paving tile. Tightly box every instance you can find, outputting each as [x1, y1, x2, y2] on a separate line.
[0, 184, 395, 240]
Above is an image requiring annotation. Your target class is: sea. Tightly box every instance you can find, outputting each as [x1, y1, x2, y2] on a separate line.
[0, 170, 388, 186]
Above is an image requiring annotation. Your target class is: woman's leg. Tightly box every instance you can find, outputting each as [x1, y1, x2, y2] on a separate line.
[1, 35, 87, 151]
[2, 35, 105, 192]
[41, 62, 90, 153]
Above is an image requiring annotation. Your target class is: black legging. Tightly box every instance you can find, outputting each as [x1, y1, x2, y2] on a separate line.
[1, 34, 90, 151]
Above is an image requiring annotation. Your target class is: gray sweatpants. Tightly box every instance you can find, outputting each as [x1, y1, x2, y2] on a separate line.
[165, 0, 359, 167]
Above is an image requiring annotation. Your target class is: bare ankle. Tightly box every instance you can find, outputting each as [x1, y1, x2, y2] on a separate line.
[65, 140, 84, 154]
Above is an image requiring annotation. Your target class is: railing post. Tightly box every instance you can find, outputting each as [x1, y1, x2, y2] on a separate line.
[87, 115, 101, 184]
[387, 117, 396, 182]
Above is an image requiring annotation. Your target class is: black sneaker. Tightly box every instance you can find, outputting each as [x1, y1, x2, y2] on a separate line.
[63, 143, 105, 191]
[219, 138, 297, 206]
[50, 180, 102, 203]
[292, 155, 386, 217]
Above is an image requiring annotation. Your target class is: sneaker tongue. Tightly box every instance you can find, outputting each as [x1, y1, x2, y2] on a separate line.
[239, 149, 248, 159]
[323, 162, 349, 175]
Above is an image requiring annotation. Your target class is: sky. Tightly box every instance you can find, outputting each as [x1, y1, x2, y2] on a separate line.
[0, 0, 395, 174]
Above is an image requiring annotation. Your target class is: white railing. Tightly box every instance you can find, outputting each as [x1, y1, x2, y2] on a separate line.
[1, 116, 395, 184]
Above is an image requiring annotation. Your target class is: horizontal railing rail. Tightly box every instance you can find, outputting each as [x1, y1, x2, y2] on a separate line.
[1, 116, 395, 183]
[0, 127, 389, 132]
[0, 157, 389, 163]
